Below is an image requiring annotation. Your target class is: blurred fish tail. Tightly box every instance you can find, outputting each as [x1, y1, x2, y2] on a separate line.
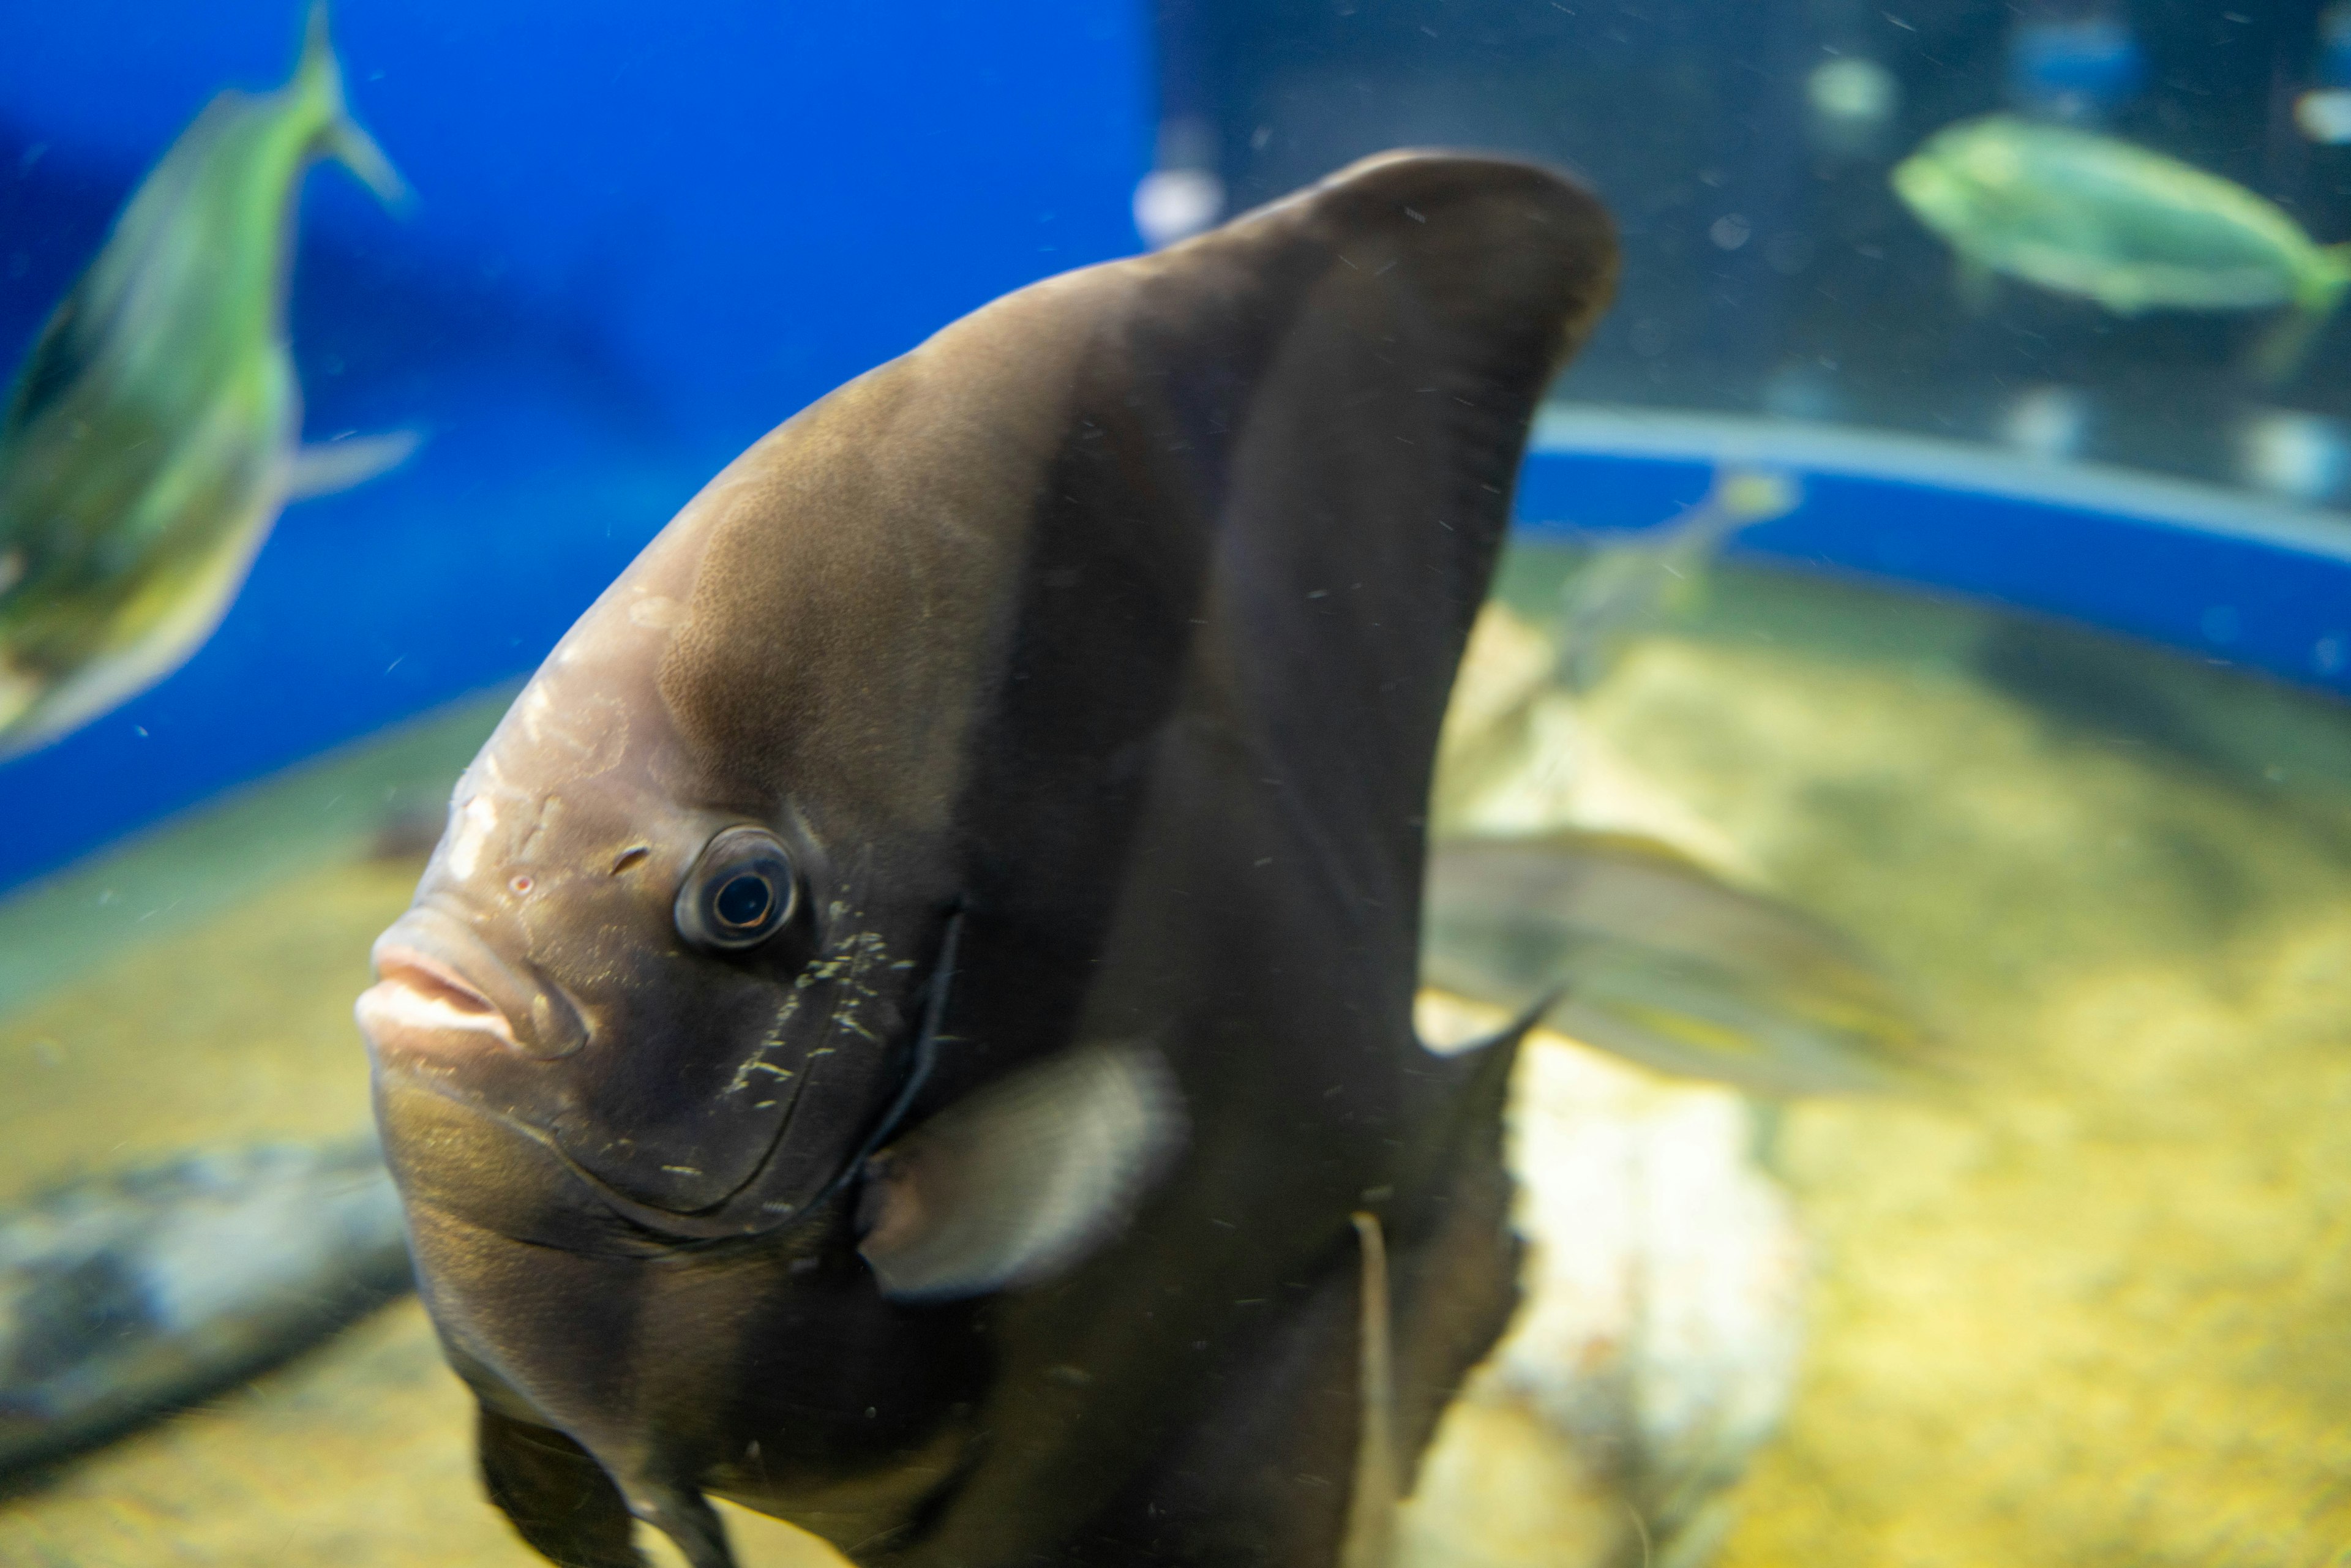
[2247, 245, 2351, 384]
[292, 1, 408, 208]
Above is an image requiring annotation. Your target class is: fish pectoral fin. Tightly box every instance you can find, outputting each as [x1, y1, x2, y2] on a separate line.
[857, 1043, 1188, 1301]
[285, 429, 422, 498]
[476, 1405, 648, 1568]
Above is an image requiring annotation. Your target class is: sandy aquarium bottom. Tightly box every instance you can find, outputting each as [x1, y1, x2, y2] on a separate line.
[2, 548, 2349, 1568]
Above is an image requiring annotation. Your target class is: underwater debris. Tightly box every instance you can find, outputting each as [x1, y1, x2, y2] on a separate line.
[0, 1138, 411, 1480]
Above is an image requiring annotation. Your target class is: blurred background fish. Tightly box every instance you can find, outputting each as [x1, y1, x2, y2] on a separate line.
[0, 3, 412, 760]
[0, 1138, 411, 1480]
[1428, 467, 1935, 1095]
[1432, 475, 1797, 872]
[1554, 468, 1798, 696]
[1892, 114, 2351, 382]
[1423, 833, 1931, 1098]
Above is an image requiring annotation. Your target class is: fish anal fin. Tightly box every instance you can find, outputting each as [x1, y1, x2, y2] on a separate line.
[285, 429, 421, 498]
[624, 1483, 735, 1568]
[476, 1404, 647, 1568]
[856, 1043, 1188, 1301]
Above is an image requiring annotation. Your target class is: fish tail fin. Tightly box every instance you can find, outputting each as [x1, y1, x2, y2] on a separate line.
[2248, 247, 2351, 385]
[293, 2, 411, 210]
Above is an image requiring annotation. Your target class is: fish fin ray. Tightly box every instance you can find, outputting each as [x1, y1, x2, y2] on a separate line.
[285, 429, 422, 498]
[857, 1043, 1188, 1301]
[1339, 1211, 1398, 1568]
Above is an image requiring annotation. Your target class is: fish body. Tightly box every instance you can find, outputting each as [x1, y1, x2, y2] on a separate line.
[1431, 566, 1933, 1100]
[1893, 114, 2351, 378]
[0, 1139, 411, 1477]
[356, 152, 1616, 1567]
[0, 4, 408, 759]
[1423, 832, 1930, 1097]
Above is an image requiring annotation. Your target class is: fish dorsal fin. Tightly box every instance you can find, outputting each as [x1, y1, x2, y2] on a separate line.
[856, 1044, 1187, 1300]
[1340, 1210, 1398, 1568]
[1166, 156, 1618, 988]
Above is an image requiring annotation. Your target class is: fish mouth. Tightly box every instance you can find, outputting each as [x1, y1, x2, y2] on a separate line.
[358, 907, 587, 1062]
[367, 901, 959, 1244]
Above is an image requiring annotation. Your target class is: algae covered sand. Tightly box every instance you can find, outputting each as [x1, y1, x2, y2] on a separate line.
[1544, 569, 2351, 1568]
[4, 561, 2351, 1566]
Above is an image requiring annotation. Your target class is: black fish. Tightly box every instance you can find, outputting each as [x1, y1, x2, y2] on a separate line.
[356, 152, 1616, 1567]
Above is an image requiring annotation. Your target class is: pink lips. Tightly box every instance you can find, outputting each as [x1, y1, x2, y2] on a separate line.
[358, 945, 519, 1055]
[356, 910, 588, 1062]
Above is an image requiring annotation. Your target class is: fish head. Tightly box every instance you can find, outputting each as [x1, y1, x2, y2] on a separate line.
[358, 396, 1007, 1246]
[1892, 118, 2027, 239]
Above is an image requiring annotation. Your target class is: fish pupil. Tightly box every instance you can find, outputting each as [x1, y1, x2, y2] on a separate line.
[715, 872, 773, 929]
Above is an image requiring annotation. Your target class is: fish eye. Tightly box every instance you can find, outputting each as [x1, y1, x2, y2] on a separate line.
[675, 826, 798, 952]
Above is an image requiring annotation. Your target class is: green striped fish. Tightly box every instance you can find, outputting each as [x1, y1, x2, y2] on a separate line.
[1893, 114, 2351, 381]
[0, 4, 411, 759]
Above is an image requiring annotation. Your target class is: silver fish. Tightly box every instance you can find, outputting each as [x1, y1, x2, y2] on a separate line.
[0, 3, 411, 759]
[0, 1138, 411, 1477]
[1554, 468, 1798, 696]
[1423, 831, 1933, 1097]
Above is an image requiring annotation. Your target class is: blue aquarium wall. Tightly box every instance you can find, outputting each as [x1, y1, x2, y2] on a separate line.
[0, 0, 1150, 891]
[1521, 410, 2351, 705]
